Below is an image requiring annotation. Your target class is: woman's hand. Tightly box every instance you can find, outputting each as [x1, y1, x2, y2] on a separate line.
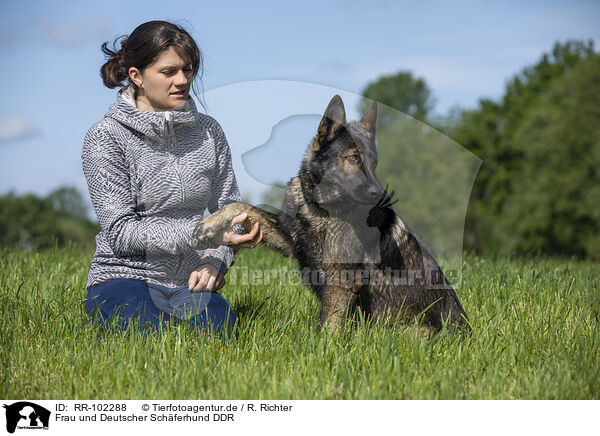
[188, 263, 226, 292]
[212, 213, 263, 249]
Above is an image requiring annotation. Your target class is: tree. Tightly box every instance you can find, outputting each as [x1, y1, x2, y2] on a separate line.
[374, 112, 480, 260]
[47, 186, 90, 220]
[0, 193, 58, 248]
[449, 40, 597, 256]
[0, 187, 99, 250]
[360, 71, 435, 125]
[501, 53, 600, 258]
[260, 183, 286, 208]
[360, 71, 480, 260]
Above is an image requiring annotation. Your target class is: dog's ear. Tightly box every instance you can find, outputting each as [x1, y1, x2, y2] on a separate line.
[317, 95, 346, 145]
[360, 100, 377, 134]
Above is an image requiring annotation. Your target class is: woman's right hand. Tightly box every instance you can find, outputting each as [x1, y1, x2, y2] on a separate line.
[188, 263, 226, 292]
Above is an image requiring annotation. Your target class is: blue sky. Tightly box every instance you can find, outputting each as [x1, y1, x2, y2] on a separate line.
[1, 0, 599, 209]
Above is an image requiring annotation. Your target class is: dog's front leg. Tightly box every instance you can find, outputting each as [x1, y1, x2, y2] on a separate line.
[194, 202, 294, 257]
[319, 287, 356, 334]
[193, 203, 249, 248]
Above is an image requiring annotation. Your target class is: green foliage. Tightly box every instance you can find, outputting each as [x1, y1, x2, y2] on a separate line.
[360, 72, 480, 259]
[449, 40, 598, 258]
[502, 54, 600, 258]
[0, 187, 99, 250]
[1, 247, 598, 399]
[0, 193, 58, 249]
[47, 186, 90, 221]
[360, 71, 434, 124]
[260, 183, 286, 211]
[361, 40, 599, 259]
[374, 107, 480, 259]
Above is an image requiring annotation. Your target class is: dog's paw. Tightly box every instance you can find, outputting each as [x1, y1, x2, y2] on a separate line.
[193, 215, 227, 248]
[193, 203, 251, 248]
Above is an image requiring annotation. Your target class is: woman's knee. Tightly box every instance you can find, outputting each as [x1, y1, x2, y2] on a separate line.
[84, 279, 167, 328]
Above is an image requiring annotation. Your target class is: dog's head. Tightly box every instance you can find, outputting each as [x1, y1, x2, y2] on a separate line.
[301, 95, 386, 210]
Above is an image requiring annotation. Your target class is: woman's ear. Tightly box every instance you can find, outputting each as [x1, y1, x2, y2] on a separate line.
[128, 67, 143, 88]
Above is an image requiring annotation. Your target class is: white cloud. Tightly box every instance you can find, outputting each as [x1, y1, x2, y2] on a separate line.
[318, 61, 355, 75]
[0, 15, 111, 50]
[36, 15, 111, 48]
[339, 0, 395, 9]
[0, 116, 41, 143]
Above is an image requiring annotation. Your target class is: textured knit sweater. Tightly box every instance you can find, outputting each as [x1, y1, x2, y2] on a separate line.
[82, 87, 240, 289]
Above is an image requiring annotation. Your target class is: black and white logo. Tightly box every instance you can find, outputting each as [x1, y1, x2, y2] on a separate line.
[3, 402, 50, 434]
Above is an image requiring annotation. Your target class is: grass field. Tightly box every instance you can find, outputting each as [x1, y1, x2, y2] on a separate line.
[1, 244, 599, 399]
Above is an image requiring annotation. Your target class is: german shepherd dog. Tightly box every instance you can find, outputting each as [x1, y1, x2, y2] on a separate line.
[194, 95, 469, 334]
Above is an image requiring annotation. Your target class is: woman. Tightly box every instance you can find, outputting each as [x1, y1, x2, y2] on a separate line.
[82, 21, 261, 334]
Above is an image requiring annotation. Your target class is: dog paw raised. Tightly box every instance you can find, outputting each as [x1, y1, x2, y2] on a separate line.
[193, 215, 227, 249]
[193, 203, 252, 248]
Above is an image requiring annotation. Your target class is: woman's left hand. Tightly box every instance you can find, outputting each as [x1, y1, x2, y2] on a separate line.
[188, 263, 226, 292]
[214, 213, 263, 249]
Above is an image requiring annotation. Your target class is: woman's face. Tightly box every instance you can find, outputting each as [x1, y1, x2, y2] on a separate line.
[129, 47, 193, 112]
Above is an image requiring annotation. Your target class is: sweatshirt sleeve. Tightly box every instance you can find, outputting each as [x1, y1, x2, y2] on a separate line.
[200, 119, 242, 274]
[82, 123, 199, 257]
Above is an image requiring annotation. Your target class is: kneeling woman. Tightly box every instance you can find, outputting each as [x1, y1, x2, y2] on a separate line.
[82, 21, 261, 333]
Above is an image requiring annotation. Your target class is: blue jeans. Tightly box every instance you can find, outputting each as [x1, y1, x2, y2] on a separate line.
[85, 279, 237, 334]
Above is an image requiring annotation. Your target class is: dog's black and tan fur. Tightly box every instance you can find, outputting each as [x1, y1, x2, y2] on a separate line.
[194, 95, 469, 333]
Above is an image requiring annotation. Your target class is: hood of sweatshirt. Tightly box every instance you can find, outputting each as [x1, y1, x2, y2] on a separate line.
[104, 86, 199, 141]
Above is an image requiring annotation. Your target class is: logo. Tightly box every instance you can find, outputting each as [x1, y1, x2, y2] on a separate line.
[3, 402, 50, 434]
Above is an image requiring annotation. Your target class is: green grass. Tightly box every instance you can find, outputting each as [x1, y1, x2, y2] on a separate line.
[1, 244, 599, 399]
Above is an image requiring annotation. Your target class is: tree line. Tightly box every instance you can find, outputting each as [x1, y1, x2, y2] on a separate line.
[0, 187, 99, 250]
[362, 40, 599, 260]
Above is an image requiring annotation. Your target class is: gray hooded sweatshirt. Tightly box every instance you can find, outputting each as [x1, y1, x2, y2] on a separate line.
[82, 87, 240, 289]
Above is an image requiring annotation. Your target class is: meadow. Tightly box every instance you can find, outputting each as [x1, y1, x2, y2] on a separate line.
[1, 245, 598, 399]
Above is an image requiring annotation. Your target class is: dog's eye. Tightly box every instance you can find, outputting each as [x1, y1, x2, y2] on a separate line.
[345, 154, 360, 164]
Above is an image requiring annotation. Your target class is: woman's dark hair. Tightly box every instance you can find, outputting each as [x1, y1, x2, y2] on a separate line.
[100, 21, 203, 97]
